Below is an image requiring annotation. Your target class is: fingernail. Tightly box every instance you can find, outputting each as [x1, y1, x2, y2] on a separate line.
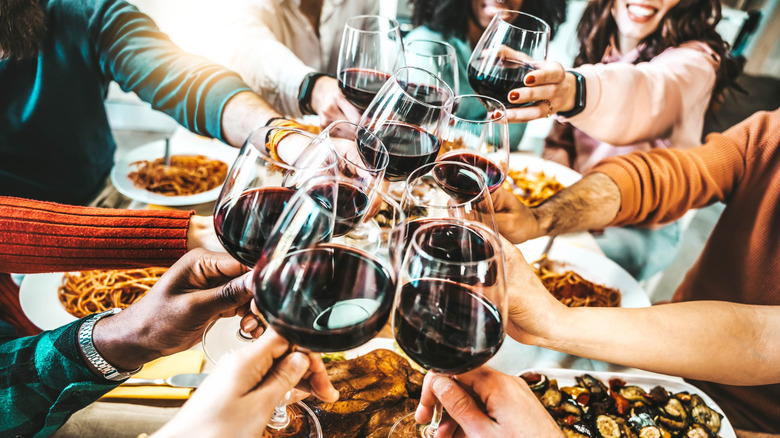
[525, 75, 536, 85]
[508, 91, 520, 101]
[243, 317, 258, 332]
[432, 376, 452, 396]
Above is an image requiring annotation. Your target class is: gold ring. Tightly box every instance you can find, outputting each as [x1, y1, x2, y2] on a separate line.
[542, 100, 553, 118]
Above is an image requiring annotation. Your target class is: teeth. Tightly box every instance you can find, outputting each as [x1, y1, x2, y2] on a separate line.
[627, 4, 656, 17]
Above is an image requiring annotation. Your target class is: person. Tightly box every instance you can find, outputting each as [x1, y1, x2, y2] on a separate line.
[0, 0, 282, 206]
[406, 0, 568, 151]
[481, 108, 780, 433]
[0, 195, 218, 337]
[500, 0, 743, 280]
[208, 0, 378, 127]
[0, 248, 340, 437]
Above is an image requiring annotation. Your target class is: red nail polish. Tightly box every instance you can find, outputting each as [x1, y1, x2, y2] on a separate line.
[508, 91, 520, 101]
[525, 76, 536, 85]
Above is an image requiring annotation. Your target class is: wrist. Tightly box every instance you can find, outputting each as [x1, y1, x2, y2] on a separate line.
[557, 71, 586, 118]
[298, 72, 332, 115]
[91, 311, 157, 372]
[186, 215, 209, 251]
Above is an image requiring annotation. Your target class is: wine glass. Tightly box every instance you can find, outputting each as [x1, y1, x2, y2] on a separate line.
[436, 94, 510, 192]
[467, 10, 550, 108]
[337, 15, 405, 111]
[359, 66, 454, 183]
[404, 39, 459, 95]
[388, 219, 507, 437]
[252, 175, 407, 353]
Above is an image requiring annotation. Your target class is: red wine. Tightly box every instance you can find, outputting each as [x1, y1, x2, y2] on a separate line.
[437, 152, 506, 193]
[339, 68, 391, 111]
[255, 244, 394, 352]
[309, 182, 370, 237]
[394, 279, 504, 374]
[370, 122, 442, 181]
[467, 59, 536, 108]
[214, 187, 295, 267]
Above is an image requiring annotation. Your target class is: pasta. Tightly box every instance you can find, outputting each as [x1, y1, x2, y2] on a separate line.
[533, 256, 621, 307]
[503, 167, 565, 207]
[128, 154, 228, 196]
[58, 268, 167, 318]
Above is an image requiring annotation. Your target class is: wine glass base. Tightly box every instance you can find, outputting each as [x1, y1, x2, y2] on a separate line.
[388, 413, 433, 438]
[202, 316, 254, 365]
[263, 402, 322, 438]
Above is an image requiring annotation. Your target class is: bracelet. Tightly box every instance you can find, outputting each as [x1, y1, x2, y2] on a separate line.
[78, 308, 142, 381]
[557, 70, 586, 118]
[264, 118, 321, 163]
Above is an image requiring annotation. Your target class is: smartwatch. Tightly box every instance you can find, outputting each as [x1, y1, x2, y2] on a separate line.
[78, 308, 142, 381]
[557, 70, 586, 118]
[297, 72, 331, 115]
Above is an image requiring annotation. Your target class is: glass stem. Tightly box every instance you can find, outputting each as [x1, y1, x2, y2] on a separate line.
[267, 390, 292, 430]
[424, 400, 443, 438]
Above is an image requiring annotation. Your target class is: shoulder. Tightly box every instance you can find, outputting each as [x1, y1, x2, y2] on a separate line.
[656, 41, 721, 68]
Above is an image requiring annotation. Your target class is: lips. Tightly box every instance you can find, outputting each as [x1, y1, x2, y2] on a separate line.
[626, 2, 658, 21]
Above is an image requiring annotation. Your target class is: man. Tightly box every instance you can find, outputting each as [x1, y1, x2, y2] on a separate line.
[0, 0, 281, 205]
[0, 249, 339, 437]
[450, 109, 780, 434]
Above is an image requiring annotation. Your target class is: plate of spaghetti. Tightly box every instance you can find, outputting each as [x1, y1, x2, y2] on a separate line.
[19, 268, 167, 330]
[517, 239, 651, 309]
[111, 137, 238, 206]
[505, 154, 582, 207]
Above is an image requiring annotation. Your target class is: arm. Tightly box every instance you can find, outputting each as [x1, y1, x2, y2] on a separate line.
[502, 240, 780, 386]
[541, 119, 577, 167]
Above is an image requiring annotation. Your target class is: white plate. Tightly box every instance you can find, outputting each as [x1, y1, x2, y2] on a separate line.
[517, 239, 651, 309]
[19, 272, 77, 331]
[518, 368, 736, 438]
[508, 153, 582, 187]
[110, 137, 237, 206]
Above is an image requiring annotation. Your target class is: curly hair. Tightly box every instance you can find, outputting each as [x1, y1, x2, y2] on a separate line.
[410, 0, 568, 41]
[0, 0, 47, 61]
[574, 0, 742, 112]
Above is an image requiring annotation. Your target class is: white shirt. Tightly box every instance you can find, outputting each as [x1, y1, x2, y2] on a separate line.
[215, 0, 379, 117]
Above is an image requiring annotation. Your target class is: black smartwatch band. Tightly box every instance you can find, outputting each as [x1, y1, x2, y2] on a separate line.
[298, 72, 331, 115]
[557, 70, 586, 118]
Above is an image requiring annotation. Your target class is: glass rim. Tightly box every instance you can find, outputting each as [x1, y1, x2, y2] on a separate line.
[405, 39, 457, 59]
[390, 65, 455, 110]
[320, 120, 390, 172]
[345, 14, 401, 34]
[243, 125, 338, 174]
[404, 160, 490, 209]
[446, 94, 508, 125]
[408, 219, 503, 267]
[495, 10, 551, 35]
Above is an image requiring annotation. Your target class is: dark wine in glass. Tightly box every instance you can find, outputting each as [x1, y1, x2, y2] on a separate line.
[394, 278, 504, 374]
[436, 151, 505, 193]
[368, 121, 443, 181]
[467, 59, 536, 108]
[309, 181, 371, 237]
[255, 243, 394, 352]
[338, 68, 392, 111]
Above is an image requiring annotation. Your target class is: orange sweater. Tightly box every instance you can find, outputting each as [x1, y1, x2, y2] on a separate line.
[591, 109, 780, 433]
[0, 196, 193, 336]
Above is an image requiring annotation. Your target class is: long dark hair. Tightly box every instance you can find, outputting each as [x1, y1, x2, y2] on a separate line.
[575, 0, 742, 112]
[410, 0, 568, 41]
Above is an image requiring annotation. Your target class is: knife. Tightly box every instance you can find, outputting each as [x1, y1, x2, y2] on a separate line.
[123, 373, 209, 388]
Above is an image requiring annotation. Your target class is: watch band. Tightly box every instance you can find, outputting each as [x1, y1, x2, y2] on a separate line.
[557, 70, 586, 118]
[297, 72, 331, 115]
[78, 308, 142, 381]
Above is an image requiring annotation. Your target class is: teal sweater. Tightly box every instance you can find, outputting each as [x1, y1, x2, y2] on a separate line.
[0, 0, 250, 204]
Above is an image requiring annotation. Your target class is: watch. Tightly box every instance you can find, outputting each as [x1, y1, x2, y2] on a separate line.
[78, 308, 142, 381]
[557, 70, 586, 118]
[297, 72, 331, 115]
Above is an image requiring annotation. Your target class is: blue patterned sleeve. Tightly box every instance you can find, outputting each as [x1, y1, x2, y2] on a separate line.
[0, 319, 119, 437]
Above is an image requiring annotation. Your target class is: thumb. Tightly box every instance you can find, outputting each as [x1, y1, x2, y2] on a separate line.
[249, 352, 311, 407]
[431, 375, 496, 437]
[197, 272, 254, 315]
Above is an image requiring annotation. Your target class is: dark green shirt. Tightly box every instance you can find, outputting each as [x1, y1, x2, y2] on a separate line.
[0, 0, 251, 204]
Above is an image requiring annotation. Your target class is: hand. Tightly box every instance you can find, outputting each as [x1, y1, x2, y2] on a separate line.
[504, 60, 577, 123]
[186, 215, 223, 252]
[490, 187, 543, 244]
[92, 249, 252, 371]
[310, 76, 362, 127]
[152, 330, 337, 438]
[415, 367, 563, 438]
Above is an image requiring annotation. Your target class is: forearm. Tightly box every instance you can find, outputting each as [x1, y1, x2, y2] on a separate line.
[220, 91, 281, 148]
[538, 302, 780, 386]
[534, 172, 620, 236]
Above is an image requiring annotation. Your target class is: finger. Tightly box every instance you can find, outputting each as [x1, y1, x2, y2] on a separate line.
[250, 352, 311, 403]
[336, 95, 362, 123]
[524, 61, 566, 86]
[429, 374, 497, 437]
[239, 312, 265, 336]
[304, 352, 339, 402]
[207, 329, 291, 394]
[507, 84, 558, 107]
[187, 249, 249, 288]
[505, 101, 553, 123]
[196, 271, 255, 315]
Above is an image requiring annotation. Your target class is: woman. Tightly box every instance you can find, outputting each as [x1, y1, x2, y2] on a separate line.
[502, 0, 742, 279]
[406, 0, 568, 151]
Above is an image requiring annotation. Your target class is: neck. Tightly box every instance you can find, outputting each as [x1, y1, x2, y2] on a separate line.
[617, 33, 640, 54]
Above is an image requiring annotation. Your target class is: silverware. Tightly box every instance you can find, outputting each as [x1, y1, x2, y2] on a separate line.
[163, 138, 171, 166]
[123, 373, 208, 388]
[534, 235, 556, 270]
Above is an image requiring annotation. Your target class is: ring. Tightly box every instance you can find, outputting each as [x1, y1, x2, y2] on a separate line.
[542, 100, 553, 118]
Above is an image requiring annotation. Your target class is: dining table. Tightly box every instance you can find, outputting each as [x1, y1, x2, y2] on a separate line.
[33, 136, 772, 438]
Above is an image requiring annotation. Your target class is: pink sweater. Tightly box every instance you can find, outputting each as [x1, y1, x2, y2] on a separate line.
[544, 41, 720, 173]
